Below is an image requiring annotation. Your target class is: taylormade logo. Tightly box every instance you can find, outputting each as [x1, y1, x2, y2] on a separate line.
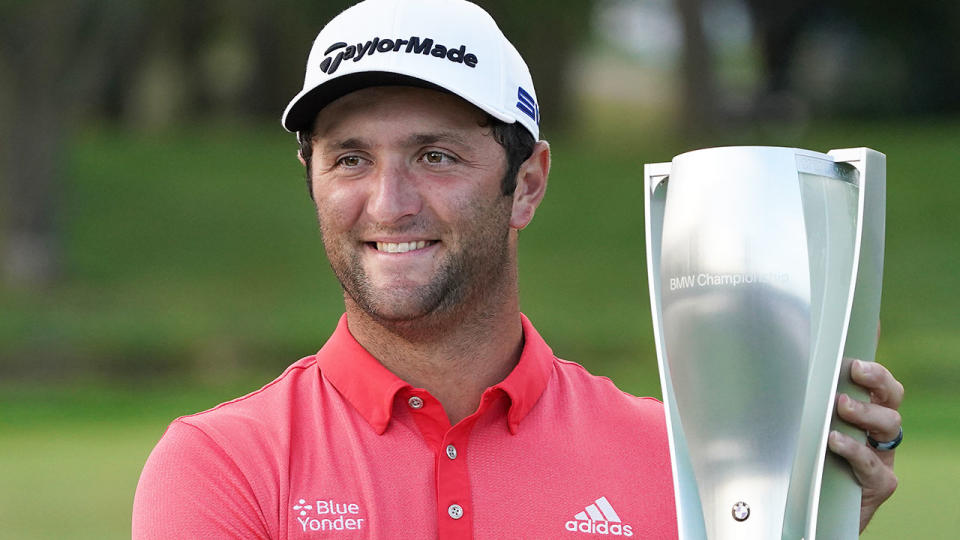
[320, 36, 479, 75]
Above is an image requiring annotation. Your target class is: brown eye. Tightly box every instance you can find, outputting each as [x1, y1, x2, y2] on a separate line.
[339, 155, 363, 167]
[423, 151, 455, 165]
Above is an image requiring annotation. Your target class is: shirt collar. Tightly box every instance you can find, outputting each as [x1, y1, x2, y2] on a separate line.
[496, 313, 555, 434]
[315, 313, 555, 435]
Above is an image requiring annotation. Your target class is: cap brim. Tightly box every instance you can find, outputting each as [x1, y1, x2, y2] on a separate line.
[282, 72, 451, 133]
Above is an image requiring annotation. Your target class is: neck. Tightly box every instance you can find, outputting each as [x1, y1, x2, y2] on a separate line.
[345, 277, 524, 425]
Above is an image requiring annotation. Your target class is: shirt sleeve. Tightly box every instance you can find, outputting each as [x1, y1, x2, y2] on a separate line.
[132, 419, 272, 539]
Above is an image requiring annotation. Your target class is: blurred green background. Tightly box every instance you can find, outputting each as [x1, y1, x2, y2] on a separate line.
[1, 0, 958, 538]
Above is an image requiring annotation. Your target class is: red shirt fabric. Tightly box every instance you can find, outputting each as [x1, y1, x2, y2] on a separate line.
[133, 314, 677, 539]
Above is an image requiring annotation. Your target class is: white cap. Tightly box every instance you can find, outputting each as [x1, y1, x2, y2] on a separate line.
[281, 0, 540, 140]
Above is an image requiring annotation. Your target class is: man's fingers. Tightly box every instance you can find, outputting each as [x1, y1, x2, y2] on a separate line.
[828, 430, 898, 498]
[850, 359, 904, 409]
[836, 357, 901, 532]
[836, 393, 902, 442]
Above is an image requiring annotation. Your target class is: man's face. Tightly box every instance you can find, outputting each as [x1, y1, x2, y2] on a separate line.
[307, 86, 515, 324]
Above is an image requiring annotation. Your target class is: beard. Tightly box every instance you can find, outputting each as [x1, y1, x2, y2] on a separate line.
[319, 195, 514, 327]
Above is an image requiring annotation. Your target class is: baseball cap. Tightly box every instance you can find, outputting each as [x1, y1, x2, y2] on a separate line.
[281, 0, 540, 140]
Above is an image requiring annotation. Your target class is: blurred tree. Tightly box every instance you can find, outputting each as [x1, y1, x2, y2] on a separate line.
[0, 1, 142, 288]
[235, 0, 352, 119]
[674, 0, 721, 134]
[675, 0, 960, 129]
[109, 0, 351, 128]
[742, 0, 960, 118]
[819, 0, 960, 116]
[743, 0, 821, 110]
[478, 0, 596, 135]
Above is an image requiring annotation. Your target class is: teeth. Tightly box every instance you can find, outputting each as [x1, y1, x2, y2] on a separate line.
[376, 240, 430, 253]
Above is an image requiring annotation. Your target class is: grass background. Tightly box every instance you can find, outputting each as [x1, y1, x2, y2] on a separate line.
[1, 114, 958, 537]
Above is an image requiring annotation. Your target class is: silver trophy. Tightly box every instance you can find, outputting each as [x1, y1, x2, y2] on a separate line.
[643, 147, 885, 539]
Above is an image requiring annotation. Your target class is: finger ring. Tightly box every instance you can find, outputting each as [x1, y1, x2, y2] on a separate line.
[867, 426, 903, 451]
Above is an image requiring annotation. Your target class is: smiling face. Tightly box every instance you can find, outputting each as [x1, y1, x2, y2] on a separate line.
[307, 86, 523, 325]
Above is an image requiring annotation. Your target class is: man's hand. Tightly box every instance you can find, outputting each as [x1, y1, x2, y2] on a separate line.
[828, 359, 903, 533]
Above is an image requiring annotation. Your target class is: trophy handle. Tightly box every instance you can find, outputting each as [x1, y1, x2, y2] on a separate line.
[807, 148, 886, 538]
[827, 149, 886, 370]
[644, 162, 707, 540]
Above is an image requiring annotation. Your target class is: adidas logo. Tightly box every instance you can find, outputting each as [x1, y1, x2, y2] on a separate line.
[564, 496, 634, 536]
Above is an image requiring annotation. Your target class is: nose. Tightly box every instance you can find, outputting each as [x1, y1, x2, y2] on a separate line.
[365, 162, 422, 225]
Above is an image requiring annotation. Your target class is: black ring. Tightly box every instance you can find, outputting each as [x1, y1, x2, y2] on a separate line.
[867, 426, 903, 451]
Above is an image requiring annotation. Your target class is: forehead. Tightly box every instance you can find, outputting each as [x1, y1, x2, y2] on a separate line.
[310, 86, 490, 139]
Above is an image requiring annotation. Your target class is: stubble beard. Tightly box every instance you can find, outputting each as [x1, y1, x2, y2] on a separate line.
[320, 197, 514, 334]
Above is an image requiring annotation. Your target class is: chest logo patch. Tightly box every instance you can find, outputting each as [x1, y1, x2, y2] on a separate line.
[293, 498, 366, 533]
[565, 496, 634, 537]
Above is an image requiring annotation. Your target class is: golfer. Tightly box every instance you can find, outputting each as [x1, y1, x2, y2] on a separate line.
[133, 1, 902, 538]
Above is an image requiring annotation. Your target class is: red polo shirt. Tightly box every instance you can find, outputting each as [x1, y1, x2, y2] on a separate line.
[133, 314, 676, 539]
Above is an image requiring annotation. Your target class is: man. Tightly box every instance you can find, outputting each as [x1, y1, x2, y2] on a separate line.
[133, 0, 903, 538]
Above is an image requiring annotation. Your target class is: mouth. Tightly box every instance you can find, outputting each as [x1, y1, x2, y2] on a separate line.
[370, 240, 438, 254]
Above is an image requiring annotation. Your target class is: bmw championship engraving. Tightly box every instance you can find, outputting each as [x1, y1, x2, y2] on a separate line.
[644, 147, 886, 539]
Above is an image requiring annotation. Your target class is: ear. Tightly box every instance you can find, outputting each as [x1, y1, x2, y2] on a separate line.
[509, 140, 551, 230]
[297, 150, 307, 167]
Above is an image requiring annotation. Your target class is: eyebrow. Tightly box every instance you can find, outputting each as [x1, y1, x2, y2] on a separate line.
[321, 131, 473, 154]
[404, 131, 471, 147]
[321, 137, 370, 153]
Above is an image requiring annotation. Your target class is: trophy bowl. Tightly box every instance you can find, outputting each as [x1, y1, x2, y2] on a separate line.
[644, 147, 885, 539]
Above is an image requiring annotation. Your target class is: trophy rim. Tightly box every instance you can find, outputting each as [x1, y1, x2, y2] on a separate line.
[671, 145, 833, 163]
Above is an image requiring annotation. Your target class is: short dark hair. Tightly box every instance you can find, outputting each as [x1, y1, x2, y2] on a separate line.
[298, 116, 535, 199]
